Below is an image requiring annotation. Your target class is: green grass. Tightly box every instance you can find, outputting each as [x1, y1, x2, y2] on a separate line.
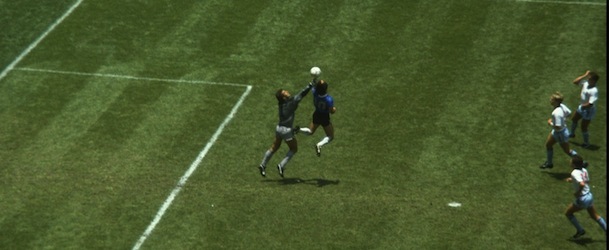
[0, 0, 606, 249]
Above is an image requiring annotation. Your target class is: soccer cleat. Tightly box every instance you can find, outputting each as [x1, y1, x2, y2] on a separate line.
[315, 145, 321, 157]
[572, 230, 586, 239]
[582, 161, 589, 168]
[582, 143, 591, 149]
[539, 161, 553, 169]
[258, 165, 266, 177]
[277, 164, 284, 178]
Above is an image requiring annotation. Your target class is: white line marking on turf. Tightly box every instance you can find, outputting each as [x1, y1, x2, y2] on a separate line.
[516, 0, 606, 5]
[132, 85, 252, 250]
[18, 66, 252, 248]
[14, 67, 250, 87]
[0, 0, 83, 82]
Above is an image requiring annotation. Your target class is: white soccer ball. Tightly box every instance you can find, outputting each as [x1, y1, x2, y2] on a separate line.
[310, 67, 321, 77]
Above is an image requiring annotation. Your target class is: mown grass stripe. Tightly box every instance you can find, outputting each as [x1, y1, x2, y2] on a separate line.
[0, 0, 82, 82]
[132, 85, 252, 250]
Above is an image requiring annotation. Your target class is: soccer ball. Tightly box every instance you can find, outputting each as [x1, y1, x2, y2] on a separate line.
[310, 67, 321, 77]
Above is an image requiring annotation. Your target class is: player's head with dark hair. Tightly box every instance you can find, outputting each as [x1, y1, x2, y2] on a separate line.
[276, 89, 289, 103]
[571, 155, 585, 169]
[588, 71, 599, 84]
[316, 80, 328, 96]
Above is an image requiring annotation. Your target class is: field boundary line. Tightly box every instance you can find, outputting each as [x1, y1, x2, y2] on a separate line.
[516, 0, 607, 5]
[132, 85, 252, 250]
[14, 67, 250, 87]
[0, 0, 83, 82]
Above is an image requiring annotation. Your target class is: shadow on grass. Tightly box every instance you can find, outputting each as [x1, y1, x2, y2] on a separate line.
[263, 178, 340, 187]
[570, 141, 600, 151]
[542, 171, 571, 181]
[568, 237, 606, 246]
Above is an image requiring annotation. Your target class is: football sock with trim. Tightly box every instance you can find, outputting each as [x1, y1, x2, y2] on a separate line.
[260, 150, 274, 167]
[567, 214, 584, 233]
[278, 150, 295, 169]
[583, 131, 590, 145]
[597, 217, 607, 232]
[570, 121, 578, 136]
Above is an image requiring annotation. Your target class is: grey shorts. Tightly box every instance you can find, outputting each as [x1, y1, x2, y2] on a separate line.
[275, 125, 295, 141]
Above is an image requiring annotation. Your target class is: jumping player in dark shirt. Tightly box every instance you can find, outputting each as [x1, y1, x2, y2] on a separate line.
[298, 80, 336, 157]
[258, 82, 313, 177]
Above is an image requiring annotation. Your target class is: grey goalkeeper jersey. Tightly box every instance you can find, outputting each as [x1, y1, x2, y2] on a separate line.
[277, 84, 312, 127]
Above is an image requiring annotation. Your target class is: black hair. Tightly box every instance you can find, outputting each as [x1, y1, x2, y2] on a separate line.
[571, 155, 585, 169]
[589, 72, 599, 83]
[275, 89, 285, 103]
[316, 80, 328, 96]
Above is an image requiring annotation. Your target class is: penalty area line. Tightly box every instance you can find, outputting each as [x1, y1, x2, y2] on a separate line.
[132, 84, 252, 250]
[0, 0, 83, 82]
[14, 67, 250, 88]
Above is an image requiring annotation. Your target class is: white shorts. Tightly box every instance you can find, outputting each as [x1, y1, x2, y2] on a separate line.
[552, 128, 570, 143]
[577, 105, 596, 120]
[573, 192, 593, 209]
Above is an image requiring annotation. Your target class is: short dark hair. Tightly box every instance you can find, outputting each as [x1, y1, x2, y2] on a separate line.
[571, 155, 585, 168]
[316, 80, 328, 96]
[275, 89, 285, 103]
[589, 72, 599, 83]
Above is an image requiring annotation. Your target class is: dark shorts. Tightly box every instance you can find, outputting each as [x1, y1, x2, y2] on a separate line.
[312, 112, 331, 127]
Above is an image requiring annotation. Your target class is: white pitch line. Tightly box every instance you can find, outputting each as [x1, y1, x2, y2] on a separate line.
[516, 0, 607, 5]
[14, 67, 250, 87]
[0, 0, 83, 82]
[132, 85, 252, 250]
[17, 66, 252, 248]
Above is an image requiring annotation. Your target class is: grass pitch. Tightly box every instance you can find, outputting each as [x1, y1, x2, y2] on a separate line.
[0, 0, 606, 249]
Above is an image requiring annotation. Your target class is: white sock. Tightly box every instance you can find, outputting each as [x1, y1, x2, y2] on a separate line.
[300, 127, 312, 135]
[317, 136, 332, 147]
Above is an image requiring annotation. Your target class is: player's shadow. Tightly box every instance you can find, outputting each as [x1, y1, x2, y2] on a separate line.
[542, 171, 571, 181]
[263, 178, 340, 187]
[568, 237, 605, 246]
[570, 141, 600, 151]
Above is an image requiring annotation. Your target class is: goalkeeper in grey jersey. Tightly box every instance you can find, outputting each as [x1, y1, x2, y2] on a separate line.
[259, 82, 313, 178]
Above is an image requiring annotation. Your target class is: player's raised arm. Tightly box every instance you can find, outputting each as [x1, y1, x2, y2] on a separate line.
[572, 70, 590, 85]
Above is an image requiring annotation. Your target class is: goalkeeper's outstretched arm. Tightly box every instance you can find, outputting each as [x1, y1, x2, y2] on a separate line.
[295, 82, 314, 101]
